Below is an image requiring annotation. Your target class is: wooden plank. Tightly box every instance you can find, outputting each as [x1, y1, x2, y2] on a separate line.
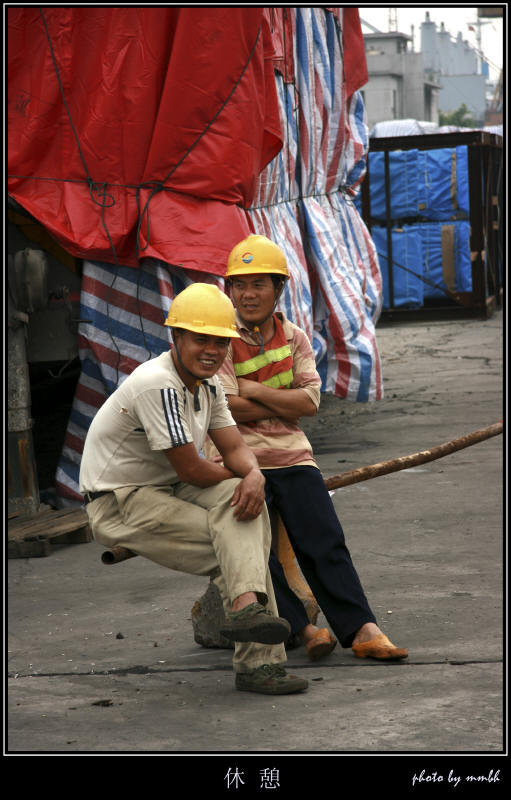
[48, 527, 91, 545]
[368, 131, 501, 153]
[8, 507, 84, 527]
[22, 516, 89, 540]
[8, 522, 91, 544]
[8, 509, 56, 529]
[8, 539, 52, 558]
[23, 522, 91, 542]
[7, 507, 91, 558]
[8, 524, 91, 558]
[8, 509, 88, 538]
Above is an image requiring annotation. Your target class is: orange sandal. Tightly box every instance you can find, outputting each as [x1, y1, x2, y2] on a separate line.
[352, 633, 408, 660]
[305, 628, 337, 661]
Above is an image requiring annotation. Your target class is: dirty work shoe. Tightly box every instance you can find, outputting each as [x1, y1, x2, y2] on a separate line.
[235, 664, 308, 695]
[220, 602, 291, 644]
[284, 632, 302, 651]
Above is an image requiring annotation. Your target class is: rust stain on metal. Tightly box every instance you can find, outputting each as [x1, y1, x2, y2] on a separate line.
[101, 546, 138, 565]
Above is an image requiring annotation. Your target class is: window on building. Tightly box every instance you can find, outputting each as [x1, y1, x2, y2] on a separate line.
[424, 87, 432, 121]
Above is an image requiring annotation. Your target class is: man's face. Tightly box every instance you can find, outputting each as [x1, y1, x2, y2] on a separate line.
[230, 274, 277, 325]
[175, 330, 230, 379]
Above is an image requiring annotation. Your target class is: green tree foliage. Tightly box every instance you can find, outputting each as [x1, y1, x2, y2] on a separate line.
[439, 103, 478, 128]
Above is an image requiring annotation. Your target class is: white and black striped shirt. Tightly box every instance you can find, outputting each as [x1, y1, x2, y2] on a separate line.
[79, 351, 234, 492]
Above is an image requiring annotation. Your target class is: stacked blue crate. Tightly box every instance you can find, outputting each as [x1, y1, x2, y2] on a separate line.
[415, 145, 472, 299]
[414, 220, 472, 299]
[371, 226, 424, 309]
[368, 149, 420, 220]
[417, 146, 470, 221]
[365, 149, 423, 308]
[359, 144, 472, 307]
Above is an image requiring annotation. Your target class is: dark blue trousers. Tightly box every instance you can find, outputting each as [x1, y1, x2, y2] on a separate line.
[264, 465, 377, 648]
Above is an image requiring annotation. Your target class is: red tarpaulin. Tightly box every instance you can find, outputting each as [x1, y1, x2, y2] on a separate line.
[8, 7, 283, 273]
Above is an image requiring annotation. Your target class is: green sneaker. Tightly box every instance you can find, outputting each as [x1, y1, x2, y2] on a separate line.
[235, 664, 309, 695]
[220, 602, 291, 644]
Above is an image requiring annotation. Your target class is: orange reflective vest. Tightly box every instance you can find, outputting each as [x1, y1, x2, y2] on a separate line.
[231, 315, 294, 389]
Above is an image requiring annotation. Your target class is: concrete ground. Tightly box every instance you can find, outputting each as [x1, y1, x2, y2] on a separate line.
[6, 309, 505, 781]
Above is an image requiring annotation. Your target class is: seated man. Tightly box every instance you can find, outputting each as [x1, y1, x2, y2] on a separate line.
[79, 282, 308, 695]
[205, 235, 408, 662]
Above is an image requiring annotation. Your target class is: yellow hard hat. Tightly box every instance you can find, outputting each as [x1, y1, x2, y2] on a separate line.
[226, 234, 289, 279]
[164, 283, 240, 338]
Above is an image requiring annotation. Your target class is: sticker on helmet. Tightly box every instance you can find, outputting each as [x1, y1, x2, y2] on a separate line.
[241, 253, 254, 263]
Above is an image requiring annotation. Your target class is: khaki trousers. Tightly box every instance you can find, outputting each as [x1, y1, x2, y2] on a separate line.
[85, 478, 286, 673]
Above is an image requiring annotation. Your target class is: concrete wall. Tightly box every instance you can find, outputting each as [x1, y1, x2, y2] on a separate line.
[420, 13, 483, 122]
[363, 69, 401, 130]
[402, 52, 430, 121]
[438, 74, 487, 122]
[364, 46, 436, 128]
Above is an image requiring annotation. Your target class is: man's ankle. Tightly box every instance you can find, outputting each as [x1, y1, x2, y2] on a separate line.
[299, 624, 319, 644]
[232, 592, 258, 612]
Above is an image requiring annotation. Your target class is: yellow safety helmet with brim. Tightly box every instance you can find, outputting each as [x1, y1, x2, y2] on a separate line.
[225, 234, 289, 280]
[164, 283, 240, 339]
[225, 235, 289, 354]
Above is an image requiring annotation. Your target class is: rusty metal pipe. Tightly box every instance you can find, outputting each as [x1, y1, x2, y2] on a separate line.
[324, 422, 502, 491]
[101, 545, 137, 565]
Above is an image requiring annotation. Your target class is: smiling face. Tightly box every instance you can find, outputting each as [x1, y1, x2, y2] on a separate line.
[230, 273, 279, 327]
[172, 330, 230, 386]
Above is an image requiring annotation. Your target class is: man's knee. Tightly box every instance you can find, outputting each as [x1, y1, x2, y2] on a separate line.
[185, 477, 242, 510]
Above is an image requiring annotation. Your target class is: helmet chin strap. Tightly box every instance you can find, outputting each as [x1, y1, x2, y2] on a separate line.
[171, 332, 204, 411]
[232, 279, 285, 354]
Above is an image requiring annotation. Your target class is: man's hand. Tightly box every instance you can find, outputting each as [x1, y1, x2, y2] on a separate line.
[207, 426, 266, 520]
[230, 468, 266, 521]
[237, 377, 261, 401]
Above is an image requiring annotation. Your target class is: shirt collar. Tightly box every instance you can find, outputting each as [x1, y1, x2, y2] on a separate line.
[235, 311, 291, 342]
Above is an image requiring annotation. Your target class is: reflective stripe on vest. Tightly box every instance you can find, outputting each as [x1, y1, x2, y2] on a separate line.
[262, 369, 294, 389]
[234, 344, 292, 377]
[231, 316, 294, 389]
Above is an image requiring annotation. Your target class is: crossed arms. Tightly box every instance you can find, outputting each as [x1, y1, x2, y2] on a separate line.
[226, 377, 317, 423]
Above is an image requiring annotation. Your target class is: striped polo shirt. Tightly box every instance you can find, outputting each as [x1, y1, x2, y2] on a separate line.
[79, 350, 235, 492]
[204, 313, 321, 470]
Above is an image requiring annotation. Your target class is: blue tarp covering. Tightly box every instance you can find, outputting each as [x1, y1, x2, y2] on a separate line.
[417, 146, 470, 221]
[411, 221, 472, 298]
[367, 149, 420, 220]
[355, 143, 472, 310]
[356, 145, 470, 223]
[371, 226, 424, 309]
[372, 221, 472, 308]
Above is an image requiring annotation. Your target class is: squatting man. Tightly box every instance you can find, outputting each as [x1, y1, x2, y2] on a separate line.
[79, 282, 308, 695]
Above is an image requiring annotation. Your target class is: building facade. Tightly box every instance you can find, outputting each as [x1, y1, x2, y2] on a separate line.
[362, 12, 490, 129]
[421, 13, 487, 125]
[362, 31, 440, 130]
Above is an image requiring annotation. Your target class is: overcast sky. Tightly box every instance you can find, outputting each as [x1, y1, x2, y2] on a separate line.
[359, 6, 504, 80]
